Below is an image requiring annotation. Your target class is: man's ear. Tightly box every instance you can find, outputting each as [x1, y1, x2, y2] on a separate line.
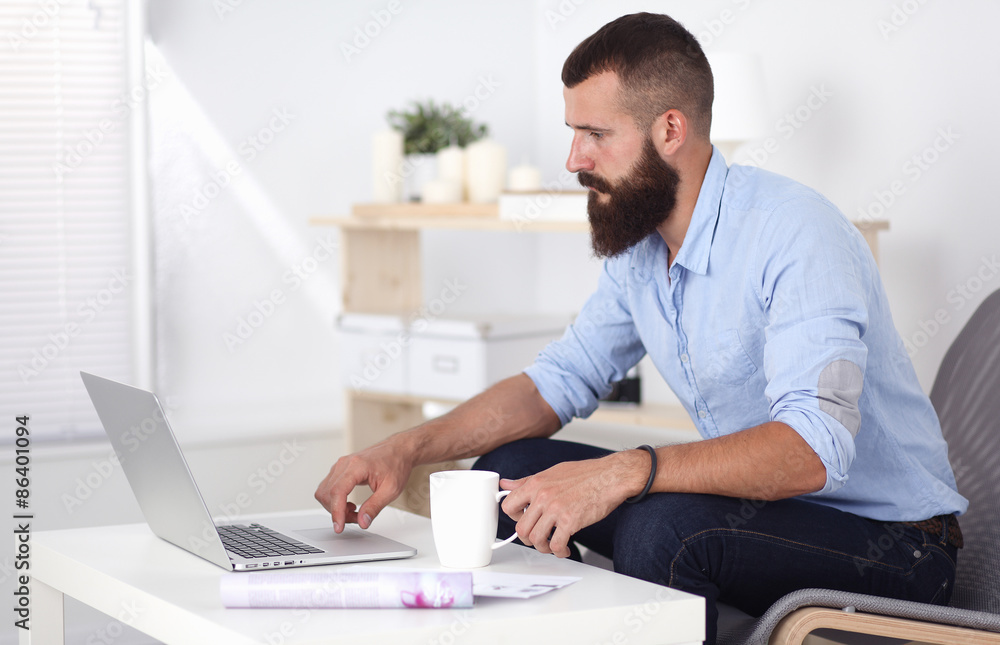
[650, 109, 688, 159]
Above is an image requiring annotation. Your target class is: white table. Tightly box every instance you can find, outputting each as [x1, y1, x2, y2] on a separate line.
[24, 508, 704, 644]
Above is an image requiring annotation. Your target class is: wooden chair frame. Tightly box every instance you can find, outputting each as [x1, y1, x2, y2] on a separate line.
[769, 601, 1000, 644]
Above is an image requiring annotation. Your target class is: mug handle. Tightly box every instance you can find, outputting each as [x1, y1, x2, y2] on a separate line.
[492, 490, 519, 550]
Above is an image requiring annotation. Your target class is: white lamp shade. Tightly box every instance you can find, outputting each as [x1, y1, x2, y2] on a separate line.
[707, 51, 770, 145]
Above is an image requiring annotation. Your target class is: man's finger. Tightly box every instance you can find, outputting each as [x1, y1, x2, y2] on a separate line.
[356, 482, 398, 529]
[515, 499, 545, 547]
[322, 464, 368, 532]
[501, 482, 532, 519]
[501, 494, 528, 520]
[548, 526, 573, 559]
[328, 486, 349, 533]
[527, 514, 557, 555]
[500, 477, 526, 490]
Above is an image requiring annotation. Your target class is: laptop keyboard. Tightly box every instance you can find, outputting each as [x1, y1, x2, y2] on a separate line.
[218, 523, 325, 560]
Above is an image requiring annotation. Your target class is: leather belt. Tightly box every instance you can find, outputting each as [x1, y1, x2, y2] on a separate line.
[904, 514, 963, 549]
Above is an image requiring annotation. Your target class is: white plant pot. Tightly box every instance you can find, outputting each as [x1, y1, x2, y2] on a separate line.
[403, 153, 438, 202]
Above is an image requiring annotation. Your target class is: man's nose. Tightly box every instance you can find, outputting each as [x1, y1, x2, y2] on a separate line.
[566, 135, 595, 173]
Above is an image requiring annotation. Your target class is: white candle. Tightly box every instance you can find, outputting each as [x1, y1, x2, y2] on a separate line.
[437, 145, 465, 183]
[371, 129, 404, 203]
[465, 139, 507, 203]
[508, 162, 542, 192]
[437, 145, 466, 201]
[421, 178, 463, 204]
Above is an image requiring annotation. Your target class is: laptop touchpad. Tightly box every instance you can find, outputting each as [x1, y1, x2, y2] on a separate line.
[296, 527, 367, 542]
[294, 526, 402, 556]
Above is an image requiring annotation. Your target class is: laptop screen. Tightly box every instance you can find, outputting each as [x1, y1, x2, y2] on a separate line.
[81, 372, 233, 569]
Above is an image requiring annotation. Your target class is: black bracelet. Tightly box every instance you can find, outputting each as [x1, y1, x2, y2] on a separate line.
[625, 444, 657, 504]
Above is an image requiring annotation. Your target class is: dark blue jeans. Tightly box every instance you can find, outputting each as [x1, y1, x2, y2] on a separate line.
[472, 438, 958, 645]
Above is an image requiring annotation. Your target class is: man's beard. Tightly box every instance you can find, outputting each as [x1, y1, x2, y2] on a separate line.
[578, 138, 680, 259]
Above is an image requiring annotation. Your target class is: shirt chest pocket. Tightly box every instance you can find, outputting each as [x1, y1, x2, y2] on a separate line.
[698, 329, 758, 386]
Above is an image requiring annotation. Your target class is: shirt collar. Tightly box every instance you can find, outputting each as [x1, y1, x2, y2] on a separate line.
[671, 145, 728, 276]
[629, 146, 729, 280]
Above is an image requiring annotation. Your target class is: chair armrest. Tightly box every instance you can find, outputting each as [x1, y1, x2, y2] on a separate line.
[769, 606, 1000, 645]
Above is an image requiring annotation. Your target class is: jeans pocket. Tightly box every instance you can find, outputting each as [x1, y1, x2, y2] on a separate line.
[895, 537, 925, 565]
[928, 577, 951, 606]
[909, 541, 956, 605]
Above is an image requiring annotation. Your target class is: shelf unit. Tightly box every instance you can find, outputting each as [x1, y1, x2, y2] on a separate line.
[312, 204, 888, 516]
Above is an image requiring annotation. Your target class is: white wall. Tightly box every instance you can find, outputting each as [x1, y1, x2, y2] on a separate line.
[144, 0, 550, 444]
[143, 0, 1000, 442]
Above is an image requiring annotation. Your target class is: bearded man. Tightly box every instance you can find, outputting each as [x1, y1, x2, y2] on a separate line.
[316, 13, 965, 644]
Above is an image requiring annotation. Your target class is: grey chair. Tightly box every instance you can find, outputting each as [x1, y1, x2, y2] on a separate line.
[718, 288, 1000, 645]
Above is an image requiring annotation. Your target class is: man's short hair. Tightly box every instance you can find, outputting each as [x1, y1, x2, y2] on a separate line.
[562, 12, 714, 140]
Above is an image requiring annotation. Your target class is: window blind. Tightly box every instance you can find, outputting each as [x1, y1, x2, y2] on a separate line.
[0, 0, 135, 442]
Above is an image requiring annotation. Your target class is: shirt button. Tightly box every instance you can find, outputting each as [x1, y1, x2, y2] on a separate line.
[698, 409, 708, 419]
[680, 353, 689, 363]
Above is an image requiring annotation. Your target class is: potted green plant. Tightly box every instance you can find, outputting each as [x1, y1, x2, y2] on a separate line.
[388, 99, 488, 154]
[387, 100, 489, 200]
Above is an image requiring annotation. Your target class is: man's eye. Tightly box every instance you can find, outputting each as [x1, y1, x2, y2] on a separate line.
[590, 132, 604, 139]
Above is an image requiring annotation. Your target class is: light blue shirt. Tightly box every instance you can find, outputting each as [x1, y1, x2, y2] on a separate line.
[525, 147, 967, 522]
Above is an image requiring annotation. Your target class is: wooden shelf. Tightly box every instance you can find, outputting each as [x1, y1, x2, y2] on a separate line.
[853, 219, 890, 233]
[351, 202, 499, 218]
[311, 215, 591, 233]
[349, 389, 464, 408]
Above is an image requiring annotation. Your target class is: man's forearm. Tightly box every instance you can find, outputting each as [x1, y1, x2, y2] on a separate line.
[393, 373, 562, 467]
[502, 421, 828, 560]
[633, 421, 828, 501]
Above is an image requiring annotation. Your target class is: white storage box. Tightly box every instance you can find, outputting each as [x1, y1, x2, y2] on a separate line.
[408, 315, 571, 400]
[337, 313, 409, 394]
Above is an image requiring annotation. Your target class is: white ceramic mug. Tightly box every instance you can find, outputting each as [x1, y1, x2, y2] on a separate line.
[429, 470, 518, 568]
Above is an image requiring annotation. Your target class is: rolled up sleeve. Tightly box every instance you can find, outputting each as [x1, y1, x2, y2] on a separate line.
[755, 201, 873, 494]
[524, 256, 647, 426]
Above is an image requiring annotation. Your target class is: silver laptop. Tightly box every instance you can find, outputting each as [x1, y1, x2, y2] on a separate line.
[81, 371, 416, 571]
